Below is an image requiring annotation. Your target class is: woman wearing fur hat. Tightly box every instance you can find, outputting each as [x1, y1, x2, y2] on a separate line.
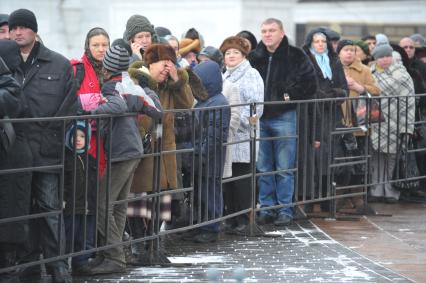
[179, 28, 204, 68]
[302, 28, 349, 212]
[220, 36, 264, 235]
[126, 43, 197, 263]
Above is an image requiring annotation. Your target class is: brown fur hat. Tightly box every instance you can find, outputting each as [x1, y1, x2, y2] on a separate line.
[144, 43, 177, 66]
[219, 36, 250, 56]
[178, 38, 201, 57]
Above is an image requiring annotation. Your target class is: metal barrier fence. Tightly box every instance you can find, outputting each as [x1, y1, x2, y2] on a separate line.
[1, 93, 425, 275]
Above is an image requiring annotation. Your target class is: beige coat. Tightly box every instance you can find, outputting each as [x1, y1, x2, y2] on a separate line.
[341, 59, 381, 135]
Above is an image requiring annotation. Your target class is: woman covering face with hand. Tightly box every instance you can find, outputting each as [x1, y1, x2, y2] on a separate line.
[125, 44, 197, 263]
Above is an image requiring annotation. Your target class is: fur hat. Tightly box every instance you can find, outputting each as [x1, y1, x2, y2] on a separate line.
[124, 14, 154, 41]
[8, 9, 37, 33]
[219, 36, 250, 56]
[103, 45, 130, 73]
[372, 43, 393, 59]
[144, 44, 177, 66]
[178, 38, 201, 57]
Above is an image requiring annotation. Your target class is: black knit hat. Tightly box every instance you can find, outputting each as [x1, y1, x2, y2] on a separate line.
[103, 45, 130, 73]
[0, 14, 8, 26]
[8, 9, 37, 32]
[336, 39, 354, 55]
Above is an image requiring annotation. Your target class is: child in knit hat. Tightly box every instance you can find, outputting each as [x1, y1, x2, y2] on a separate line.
[82, 45, 163, 275]
[63, 121, 98, 274]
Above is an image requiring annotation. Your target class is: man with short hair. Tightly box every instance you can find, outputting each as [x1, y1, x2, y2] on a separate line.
[249, 18, 317, 226]
[400, 37, 426, 82]
[9, 8, 75, 283]
[400, 36, 426, 200]
[0, 14, 9, 39]
[362, 35, 376, 54]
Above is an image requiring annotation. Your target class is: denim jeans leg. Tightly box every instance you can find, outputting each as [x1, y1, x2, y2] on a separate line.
[273, 111, 297, 217]
[31, 172, 67, 269]
[257, 119, 277, 216]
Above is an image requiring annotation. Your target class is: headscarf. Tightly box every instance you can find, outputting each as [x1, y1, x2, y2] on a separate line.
[84, 27, 110, 86]
[309, 32, 332, 80]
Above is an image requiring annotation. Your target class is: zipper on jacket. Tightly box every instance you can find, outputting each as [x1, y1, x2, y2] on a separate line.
[264, 55, 273, 96]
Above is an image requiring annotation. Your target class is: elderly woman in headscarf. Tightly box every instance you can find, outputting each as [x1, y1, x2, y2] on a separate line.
[369, 43, 416, 203]
[302, 27, 349, 211]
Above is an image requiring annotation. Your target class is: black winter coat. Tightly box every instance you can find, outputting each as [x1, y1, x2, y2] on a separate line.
[0, 58, 33, 244]
[14, 42, 77, 167]
[249, 36, 317, 118]
[63, 149, 98, 215]
[302, 28, 349, 177]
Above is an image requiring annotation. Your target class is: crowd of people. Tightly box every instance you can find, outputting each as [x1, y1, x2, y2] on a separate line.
[0, 8, 426, 283]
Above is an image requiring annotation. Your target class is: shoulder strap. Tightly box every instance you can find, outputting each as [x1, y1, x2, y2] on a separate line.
[74, 63, 85, 88]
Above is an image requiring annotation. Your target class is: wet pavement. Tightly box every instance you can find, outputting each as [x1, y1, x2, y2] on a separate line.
[74, 217, 415, 282]
[313, 202, 426, 283]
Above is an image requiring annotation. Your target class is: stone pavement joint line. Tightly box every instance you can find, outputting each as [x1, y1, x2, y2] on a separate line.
[74, 220, 413, 282]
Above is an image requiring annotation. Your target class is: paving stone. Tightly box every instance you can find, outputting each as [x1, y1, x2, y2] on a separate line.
[72, 220, 412, 282]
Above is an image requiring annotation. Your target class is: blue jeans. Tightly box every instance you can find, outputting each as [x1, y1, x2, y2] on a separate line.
[65, 215, 95, 267]
[257, 110, 297, 217]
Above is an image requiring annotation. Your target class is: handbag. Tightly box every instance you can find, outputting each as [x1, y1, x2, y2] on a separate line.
[352, 92, 385, 125]
[392, 134, 420, 190]
[0, 116, 16, 154]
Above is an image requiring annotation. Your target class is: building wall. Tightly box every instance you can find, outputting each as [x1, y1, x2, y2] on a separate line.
[1, 0, 425, 58]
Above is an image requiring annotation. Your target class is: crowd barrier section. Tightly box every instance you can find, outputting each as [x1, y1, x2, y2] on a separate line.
[0, 93, 425, 274]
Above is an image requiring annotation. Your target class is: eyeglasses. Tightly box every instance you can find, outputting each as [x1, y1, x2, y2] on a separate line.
[403, 46, 415, 50]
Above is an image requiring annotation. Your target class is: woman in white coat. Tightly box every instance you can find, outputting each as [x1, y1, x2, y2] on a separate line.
[220, 36, 264, 235]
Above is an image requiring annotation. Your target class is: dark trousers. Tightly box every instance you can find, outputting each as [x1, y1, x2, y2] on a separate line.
[19, 172, 67, 270]
[193, 175, 223, 233]
[223, 163, 252, 226]
[64, 214, 95, 267]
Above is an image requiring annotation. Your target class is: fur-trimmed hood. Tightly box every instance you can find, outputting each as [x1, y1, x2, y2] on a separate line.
[128, 60, 208, 102]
